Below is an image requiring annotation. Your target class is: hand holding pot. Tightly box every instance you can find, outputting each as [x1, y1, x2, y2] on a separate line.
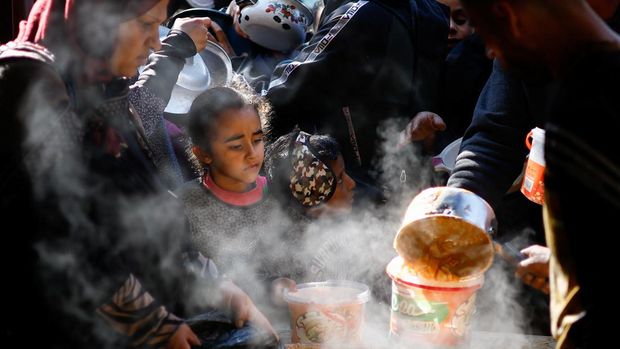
[516, 244, 550, 294]
[172, 17, 212, 52]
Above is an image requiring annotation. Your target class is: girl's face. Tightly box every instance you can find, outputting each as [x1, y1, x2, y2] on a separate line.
[198, 106, 265, 193]
[109, 0, 168, 77]
[325, 155, 356, 212]
[437, 0, 474, 48]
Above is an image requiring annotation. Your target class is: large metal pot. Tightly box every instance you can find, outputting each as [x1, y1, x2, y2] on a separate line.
[393, 187, 496, 281]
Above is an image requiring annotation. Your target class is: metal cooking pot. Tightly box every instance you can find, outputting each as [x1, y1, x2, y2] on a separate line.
[393, 187, 496, 281]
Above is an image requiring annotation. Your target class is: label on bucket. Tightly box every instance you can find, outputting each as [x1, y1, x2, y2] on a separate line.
[293, 308, 361, 344]
[521, 159, 545, 205]
[389, 280, 479, 346]
[391, 292, 447, 334]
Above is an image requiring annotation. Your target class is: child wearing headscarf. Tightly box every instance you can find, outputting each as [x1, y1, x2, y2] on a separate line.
[265, 129, 356, 220]
[261, 129, 356, 295]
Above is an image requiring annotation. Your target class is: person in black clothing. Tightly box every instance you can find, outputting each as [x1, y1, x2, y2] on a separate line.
[448, 0, 620, 210]
[265, 0, 449, 202]
[458, 0, 620, 348]
[0, 1, 274, 348]
[446, 0, 620, 285]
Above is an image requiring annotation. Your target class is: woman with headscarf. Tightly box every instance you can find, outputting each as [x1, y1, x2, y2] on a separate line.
[0, 1, 274, 348]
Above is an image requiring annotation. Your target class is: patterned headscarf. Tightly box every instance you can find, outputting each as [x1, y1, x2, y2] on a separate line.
[290, 131, 336, 207]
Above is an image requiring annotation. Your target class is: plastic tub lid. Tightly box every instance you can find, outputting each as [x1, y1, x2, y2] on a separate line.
[284, 280, 370, 305]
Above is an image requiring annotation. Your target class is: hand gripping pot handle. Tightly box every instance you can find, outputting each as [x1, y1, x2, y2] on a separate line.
[394, 187, 496, 280]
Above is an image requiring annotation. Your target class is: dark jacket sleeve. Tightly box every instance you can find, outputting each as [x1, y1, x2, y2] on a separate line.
[265, 1, 388, 141]
[132, 29, 197, 103]
[129, 30, 197, 189]
[447, 60, 534, 209]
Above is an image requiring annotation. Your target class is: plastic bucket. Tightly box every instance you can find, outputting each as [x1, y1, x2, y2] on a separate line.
[283, 280, 370, 345]
[521, 127, 545, 205]
[386, 256, 483, 347]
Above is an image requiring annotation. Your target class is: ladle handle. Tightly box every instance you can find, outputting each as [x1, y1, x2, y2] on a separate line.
[494, 241, 526, 266]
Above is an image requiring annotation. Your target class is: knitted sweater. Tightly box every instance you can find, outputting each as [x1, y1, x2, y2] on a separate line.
[176, 176, 296, 294]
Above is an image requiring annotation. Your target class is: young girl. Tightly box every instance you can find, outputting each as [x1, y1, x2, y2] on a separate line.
[176, 85, 284, 294]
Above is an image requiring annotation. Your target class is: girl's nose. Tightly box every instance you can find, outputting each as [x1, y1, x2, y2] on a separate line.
[246, 143, 259, 159]
[449, 19, 458, 34]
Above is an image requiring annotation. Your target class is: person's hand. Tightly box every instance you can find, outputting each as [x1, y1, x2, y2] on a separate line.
[270, 277, 297, 306]
[227, 0, 250, 39]
[219, 280, 279, 340]
[172, 17, 212, 52]
[165, 323, 201, 349]
[399, 112, 446, 150]
[206, 21, 236, 57]
[516, 245, 550, 294]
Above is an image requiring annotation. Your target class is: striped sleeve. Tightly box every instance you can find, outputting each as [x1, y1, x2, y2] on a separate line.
[97, 274, 183, 348]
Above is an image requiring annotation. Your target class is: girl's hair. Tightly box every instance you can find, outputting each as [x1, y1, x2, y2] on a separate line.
[264, 128, 341, 208]
[187, 80, 271, 153]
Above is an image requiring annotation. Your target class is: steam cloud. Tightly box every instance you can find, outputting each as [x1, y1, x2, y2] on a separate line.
[14, 6, 547, 348]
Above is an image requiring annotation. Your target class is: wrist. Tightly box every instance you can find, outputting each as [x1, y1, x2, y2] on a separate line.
[162, 29, 198, 58]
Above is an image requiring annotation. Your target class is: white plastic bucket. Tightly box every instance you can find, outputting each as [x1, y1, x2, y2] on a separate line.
[521, 127, 545, 205]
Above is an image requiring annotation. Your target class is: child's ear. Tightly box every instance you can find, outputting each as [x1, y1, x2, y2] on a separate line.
[192, 146, 212, 165]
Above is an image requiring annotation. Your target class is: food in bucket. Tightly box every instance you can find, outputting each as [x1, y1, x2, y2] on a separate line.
[284, 281, 370, 345]
[394, 215, 494, 281]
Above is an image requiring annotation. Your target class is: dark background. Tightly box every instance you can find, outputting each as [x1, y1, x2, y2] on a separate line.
[1, 0, 34, 44]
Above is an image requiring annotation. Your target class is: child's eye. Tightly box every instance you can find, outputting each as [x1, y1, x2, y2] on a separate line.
[229, 144, 243, 150]
[337, 178, 344, 185]
[253, 137, 264, 144]
[453, 12, 469, 26]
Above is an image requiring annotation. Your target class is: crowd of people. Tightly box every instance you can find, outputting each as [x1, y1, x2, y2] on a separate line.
[1, 0, 618, 348]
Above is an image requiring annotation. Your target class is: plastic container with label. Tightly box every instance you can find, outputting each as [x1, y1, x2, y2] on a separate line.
[386, 256, 483, 347]
[283, 280, 370, 345]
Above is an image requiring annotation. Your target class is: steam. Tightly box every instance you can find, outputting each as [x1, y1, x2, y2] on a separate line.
[21, 73, 545, 347]
[15, 6, 545, 348]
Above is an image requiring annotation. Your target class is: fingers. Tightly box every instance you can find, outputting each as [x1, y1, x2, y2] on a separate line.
[171, 17, 211, 52]
[518, 255, 539, 267]
[186, 326, 201, 347]
[165, 324, 201, 349]
[270, 277, 297, 306]
[209, 21, 235, 56]
[431, 113, 447, 131]
[515, 268, 550, 294]
[206, 32, 216, 43]
[520, 244, 550, 256]
[531, 275, 550, 294]
[226, 0, 239, 16]
[519, 245, 551, 265]
[408, 112, 445, 141]
[230, 291, 251, 328]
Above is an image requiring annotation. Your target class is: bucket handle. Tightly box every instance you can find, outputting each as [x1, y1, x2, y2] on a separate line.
[525, 130, 534, 150]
